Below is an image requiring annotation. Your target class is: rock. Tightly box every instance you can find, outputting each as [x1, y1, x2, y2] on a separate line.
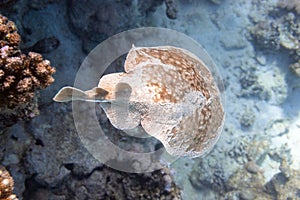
[244, 161, 263, 174]
[278, 0, 300, 15]
[165, 0, 178, 19]
[220, 32, 247, 50]
[226, 168, 269, 199]
[67, 0, 164, 53]
[189, 159, 227, 194]
[279, 31, 299, 50]
[240, 108, 256, 128]
[264, 159, 300, 199]
[0, 0, 17, 8]
[228, 140, 249, 165]
[238, 66, 271, 101]
[239, 71, 258, 90]
[28, 0, 60, 9]
[290, 61, 300, 76]
[25, 166, 182, 200]
[23, 104, 101, 186]
[249, 21, 280, 50]
[248, 8, 300, 75]
[255, 54, 267, 65]
[23, 36, 60, 54]
[11, 100, 182, 199]
[209, 0, 223, 4]
[264, 119, 289, 137]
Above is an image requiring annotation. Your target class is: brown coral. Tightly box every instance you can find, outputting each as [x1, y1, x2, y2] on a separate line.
[0, 166, 18, 200]
[0, 14, 55, 131]
[0, 14, 55, 108]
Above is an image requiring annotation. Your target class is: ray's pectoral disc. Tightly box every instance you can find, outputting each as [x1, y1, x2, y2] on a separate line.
[101, 82, 143, 130]
[53, 45, 225, 158]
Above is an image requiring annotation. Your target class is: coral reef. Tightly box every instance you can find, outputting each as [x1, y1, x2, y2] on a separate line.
[0, 165, 18, 200]
[249, 20, 281, 50]
[290, 60, 300, 75]
[237, 59, 287, 104]
[189, 133, 300, 199]
[189, 158, 227, 194]
[225, 166, 269, 199]
[0, 0, 298, 199]
[240, 108, 256, 128]
[0, 51, 55, 108]
[225, 158, 300, 199]
[238, 65, 270, 101]
[278, 0, 300, 15]
[228, 139, 250, 165]
[249, 9, 300, 76]
[0, 14, 55, 130]
[25, 166, 181, 200]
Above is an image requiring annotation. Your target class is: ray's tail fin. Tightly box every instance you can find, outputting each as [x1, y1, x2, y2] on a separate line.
[53, 86, 109, 102]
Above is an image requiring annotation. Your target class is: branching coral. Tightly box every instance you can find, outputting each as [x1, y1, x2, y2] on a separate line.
[0, 14, 55, 108]
[0, 14, 55, 129]
[0, 165, 18, 200]
[0, 51, 55, 107]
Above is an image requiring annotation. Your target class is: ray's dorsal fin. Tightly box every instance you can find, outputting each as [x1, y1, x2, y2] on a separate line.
[93, 87, 109, 99]
[85, 87, 109, 100]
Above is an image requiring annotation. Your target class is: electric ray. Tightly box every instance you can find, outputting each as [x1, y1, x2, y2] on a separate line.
[53, 45, 224, 157]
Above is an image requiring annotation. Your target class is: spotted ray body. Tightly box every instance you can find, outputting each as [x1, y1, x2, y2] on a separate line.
[53, 45, 224, 157]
